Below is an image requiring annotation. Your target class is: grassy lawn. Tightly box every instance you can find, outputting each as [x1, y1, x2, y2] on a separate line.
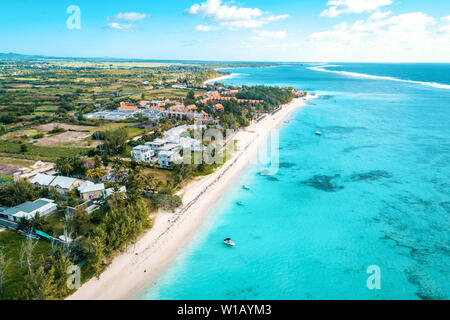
[35, 106, 59, 112]
[45, 211, 68, 238]
[0, 157, 35, 167]
[143, 167, 171, 186]
[0, 141, 91, 161]
[0, 230, 53, 300]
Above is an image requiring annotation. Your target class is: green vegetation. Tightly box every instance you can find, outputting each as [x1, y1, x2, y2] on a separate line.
[0, 141, 89, 161]
[0, 179, 38, 207]
[152, 193, 182, 212]
[48, 126, 66, 134]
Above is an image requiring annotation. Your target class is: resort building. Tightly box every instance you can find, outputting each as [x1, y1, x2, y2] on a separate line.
[78, 181, 105, 201]
[0, 198, 58, 222]
[158, 150, 182, 169]
[84, 110, 137, 121]
[200, 90, 263, 105]
[49, 176, 83, 195]
[132, 125, 205, 168]
[131, 145, 155, 162]
[145, 138, 167, 152]
[214, 103, 224, 112]
[119, 102, 138, 111]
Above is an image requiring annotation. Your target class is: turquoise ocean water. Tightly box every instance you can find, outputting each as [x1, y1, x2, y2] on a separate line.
[140, 64, 450, 300]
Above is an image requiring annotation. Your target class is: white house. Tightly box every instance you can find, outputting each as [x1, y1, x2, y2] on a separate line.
[30, 173, 56, 188]
[131, 145, 155, 162]
[0, 198, 58, 222]
[78, 181, 105, 201]
[49, 176, 83, 194]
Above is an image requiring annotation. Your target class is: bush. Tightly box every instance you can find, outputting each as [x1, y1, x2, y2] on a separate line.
[153, 194, 182, 212]
[32, 133, 45, 139]
[48, 126, 66, 134]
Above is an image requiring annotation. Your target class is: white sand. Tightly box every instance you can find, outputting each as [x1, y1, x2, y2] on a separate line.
[68, 95, 315, 300]
[203, 73, 240, 85]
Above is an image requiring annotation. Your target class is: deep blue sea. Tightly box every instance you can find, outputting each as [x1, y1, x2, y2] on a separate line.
[140, 63, 450, 300]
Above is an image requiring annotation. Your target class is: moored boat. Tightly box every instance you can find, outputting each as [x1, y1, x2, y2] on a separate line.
[224, 238, 236, 247]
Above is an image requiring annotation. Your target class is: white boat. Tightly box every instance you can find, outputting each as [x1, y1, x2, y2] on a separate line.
[242, 185, 251, 190]
[224, 238, 236, 247]
[315, 131, 322, 136]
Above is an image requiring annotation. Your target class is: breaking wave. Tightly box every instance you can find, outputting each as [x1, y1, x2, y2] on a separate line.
[308, 66, 450, 90]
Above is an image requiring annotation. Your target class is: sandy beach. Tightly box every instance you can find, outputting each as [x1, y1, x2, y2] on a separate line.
[203, 73, 240, 85]
[68, 95, 315, 300]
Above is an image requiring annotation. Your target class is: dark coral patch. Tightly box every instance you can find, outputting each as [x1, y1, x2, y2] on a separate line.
[350, 170, 393, 182]
[301, 174, 344, 192]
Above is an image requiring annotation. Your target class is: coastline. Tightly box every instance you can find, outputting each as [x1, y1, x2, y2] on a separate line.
[68, 94, 316, 300]
[203, 73, 241, 85]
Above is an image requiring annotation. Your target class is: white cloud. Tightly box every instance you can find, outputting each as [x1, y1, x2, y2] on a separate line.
[266, 14, 290, 22]
[307, 11, 450, 61]
[188, 0, 288, 30]
[195, 24, 219, 31]
[440, 25, 450, 33]
[310, 12, 435, 46]
[108, 12, 150, 22]
[441, 15, 450, 21]
[188, 0, 262, 21]
[107, 22, 135, 30]
[253, 30, 287, 39]
[321, 0, 393, 18]
[369, 10, 391, 20]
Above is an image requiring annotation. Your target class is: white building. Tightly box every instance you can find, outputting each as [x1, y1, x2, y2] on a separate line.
[131, 145, 155, 162]
[78, 181, 105, 201]
[0, 198, 58, 222]
[30, 173, 56, 188]
[158, 150, 182, 169]
[145, 138, 167, 152]
[49, 176, 83, 194]
[132, 125, 205, 169]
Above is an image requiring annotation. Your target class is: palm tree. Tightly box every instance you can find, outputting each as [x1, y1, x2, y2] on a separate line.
[93, 167, 105, 180]
[85, 169, 94, 180]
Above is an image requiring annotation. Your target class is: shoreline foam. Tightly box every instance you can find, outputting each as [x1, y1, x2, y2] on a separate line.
[67, 95, 315, 300]
[308, 66, 450, 90]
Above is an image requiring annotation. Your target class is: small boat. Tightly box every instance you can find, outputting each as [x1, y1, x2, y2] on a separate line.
[236, 202, 244, 206]
[242, 185, 251, 190]
[224, 238, 236, 247]
[315, 131, 322, 136]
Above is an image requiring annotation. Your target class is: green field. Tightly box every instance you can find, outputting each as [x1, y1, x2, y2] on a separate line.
[35, 106, 59, 112]
[0, 141, 90, 161]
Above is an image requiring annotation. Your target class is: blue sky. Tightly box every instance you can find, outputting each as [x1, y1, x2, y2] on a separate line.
[0, 0, 449, 62]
